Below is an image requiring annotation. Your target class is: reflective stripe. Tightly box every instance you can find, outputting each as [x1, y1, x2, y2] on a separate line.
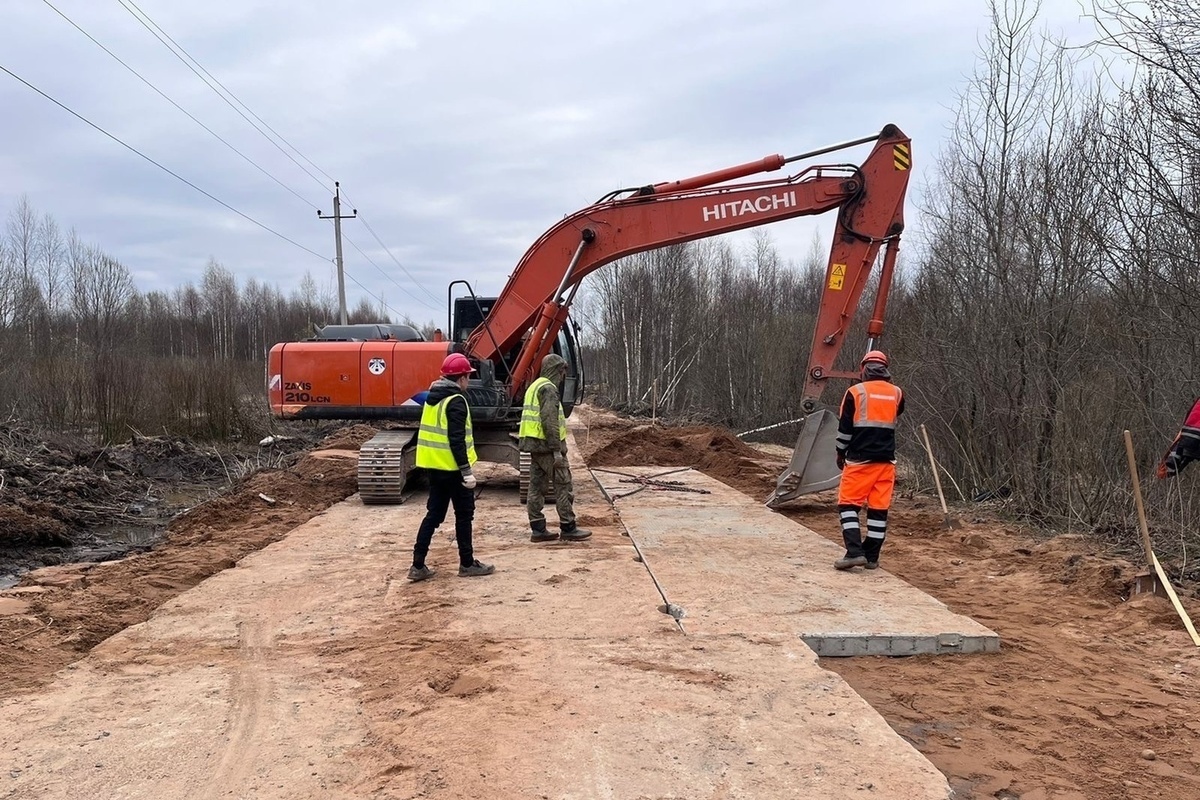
[518, 376, 568, 440]
[415, 394, 477, 470]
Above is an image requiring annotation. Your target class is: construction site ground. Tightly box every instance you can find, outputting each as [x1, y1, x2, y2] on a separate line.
[2, 407, 1199, 799]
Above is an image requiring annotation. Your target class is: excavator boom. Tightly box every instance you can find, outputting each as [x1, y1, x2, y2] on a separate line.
[468, 124, 911, 405]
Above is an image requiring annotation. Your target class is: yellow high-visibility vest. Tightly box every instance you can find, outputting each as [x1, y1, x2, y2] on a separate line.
[519, 377, 567, 441]
[415, 394, 477, 470]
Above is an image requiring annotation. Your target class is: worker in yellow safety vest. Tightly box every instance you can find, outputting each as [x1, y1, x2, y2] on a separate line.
[408, 352, 494, 581]
[518, 353, 592, 543]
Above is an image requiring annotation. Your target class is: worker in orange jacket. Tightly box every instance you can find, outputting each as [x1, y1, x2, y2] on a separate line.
[834, 350, 904, 570]
[1157, 397, 1200, 479]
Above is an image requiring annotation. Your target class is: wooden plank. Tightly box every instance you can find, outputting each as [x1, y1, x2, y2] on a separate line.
[1151, 552, 1200, 648]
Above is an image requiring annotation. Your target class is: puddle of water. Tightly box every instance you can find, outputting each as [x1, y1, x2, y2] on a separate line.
[1, 524, 167, 591]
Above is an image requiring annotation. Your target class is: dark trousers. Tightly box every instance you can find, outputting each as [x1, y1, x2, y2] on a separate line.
[527, 451, 576, 528]
[413, 470, 475, 568]
[838, 503, 887, 562]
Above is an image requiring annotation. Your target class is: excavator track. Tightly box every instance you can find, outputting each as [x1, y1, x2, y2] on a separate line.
[358, 430, 417, 504]
[518, 452, 556, 505]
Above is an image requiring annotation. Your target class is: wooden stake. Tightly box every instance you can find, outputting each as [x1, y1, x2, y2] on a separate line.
[919, 424, 959, 527]
[1123, 430, 1200, 647]
[1122, 430, 1157, 570]
[1152, 553, 1200, 647]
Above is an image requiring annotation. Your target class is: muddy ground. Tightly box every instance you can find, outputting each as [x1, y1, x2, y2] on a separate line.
[0, 419, 361, 587]
[2, 408, 1199, 799]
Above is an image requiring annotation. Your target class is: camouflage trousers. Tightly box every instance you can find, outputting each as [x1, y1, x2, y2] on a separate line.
[527, 452, 576, 529]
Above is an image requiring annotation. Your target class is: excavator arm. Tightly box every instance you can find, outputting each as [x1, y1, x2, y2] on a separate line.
[468, 124, 911, 411]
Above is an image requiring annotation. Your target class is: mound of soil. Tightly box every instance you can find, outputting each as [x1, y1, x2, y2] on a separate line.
[314, 423, 387, 452]
[588, 423, 786, 498]
[0, 422, 157, 550]
[108, 433, 229, 482]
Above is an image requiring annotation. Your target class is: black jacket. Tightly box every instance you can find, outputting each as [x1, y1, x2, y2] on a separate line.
[424, 377, 472, 472]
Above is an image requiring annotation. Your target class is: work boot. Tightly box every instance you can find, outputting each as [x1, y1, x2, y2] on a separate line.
[407, 565, 435, 582]
[458, 560, 495, 577]
[865, 561, 880, 570]
[834, 555, 868, 570]
[560, 523, 592, 542]
[530, 521, 558, 543]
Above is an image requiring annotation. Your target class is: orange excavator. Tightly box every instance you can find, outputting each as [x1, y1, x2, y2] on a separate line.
[268, 124, 912, 505]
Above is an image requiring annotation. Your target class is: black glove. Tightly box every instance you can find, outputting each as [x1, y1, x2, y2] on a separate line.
[836, 451, 846, 470]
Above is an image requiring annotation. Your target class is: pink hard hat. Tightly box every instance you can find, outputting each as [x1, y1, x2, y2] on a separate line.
[440, 353, 476, 377]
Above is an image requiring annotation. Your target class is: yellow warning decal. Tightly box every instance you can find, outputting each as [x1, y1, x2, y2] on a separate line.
[828, 263, 846, 290]
[893, 144, 911, 171]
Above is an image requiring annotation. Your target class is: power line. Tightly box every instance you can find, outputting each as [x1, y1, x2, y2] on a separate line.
[2, 54, 409, 324]
[0, 60, 329, 261]
[41, 0, 322, 211]
[113, 1, 441, 313]
[337, 190, 443, 306]
[115, 0, 332, 194]
[341, 267, 405, 320]
[122, 0, 337, 186]
[343, 234, 439, 311]
[358, 213, 444, 306]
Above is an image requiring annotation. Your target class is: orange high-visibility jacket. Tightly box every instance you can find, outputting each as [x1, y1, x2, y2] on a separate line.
[836, 380, 904, 462]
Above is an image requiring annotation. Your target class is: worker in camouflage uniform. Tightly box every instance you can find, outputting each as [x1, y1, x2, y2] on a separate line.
[519, 353, 592, 543]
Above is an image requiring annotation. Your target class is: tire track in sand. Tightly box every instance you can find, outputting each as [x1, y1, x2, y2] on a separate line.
[197, 617, 272, 799]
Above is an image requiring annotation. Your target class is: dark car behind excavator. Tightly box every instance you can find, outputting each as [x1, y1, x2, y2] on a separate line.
[267, 124, 912, 506]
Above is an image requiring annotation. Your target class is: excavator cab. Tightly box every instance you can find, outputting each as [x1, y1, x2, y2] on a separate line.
[451, 293, 584, 417]
[557, 321, 585, 415]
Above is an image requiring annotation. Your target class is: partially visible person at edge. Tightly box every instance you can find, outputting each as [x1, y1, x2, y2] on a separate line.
[1158, 397, 1200, 479]
[519, 353, 592, 543]
[833, 350, 904, 571]
[408, 353, 495, 581]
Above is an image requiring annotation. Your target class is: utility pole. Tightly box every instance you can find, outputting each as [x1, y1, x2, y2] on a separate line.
[317, 182, 357, 325]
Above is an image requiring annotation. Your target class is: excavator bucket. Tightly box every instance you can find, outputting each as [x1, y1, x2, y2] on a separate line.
[765, 410, 842, 507]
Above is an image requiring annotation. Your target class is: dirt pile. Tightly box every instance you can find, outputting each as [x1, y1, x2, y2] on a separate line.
[587, 423, 786, 498]
[314, 423, 388, 452]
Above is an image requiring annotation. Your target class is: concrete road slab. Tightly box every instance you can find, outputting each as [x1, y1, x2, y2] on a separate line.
[593, 465, 1001, 656]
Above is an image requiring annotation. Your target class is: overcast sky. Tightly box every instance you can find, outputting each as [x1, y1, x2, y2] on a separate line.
[1, 0, 1101, 325]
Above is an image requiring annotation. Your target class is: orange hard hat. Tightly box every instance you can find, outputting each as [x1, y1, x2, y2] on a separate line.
[861, 349, 889, 367]
[441, 353, 476, 377]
